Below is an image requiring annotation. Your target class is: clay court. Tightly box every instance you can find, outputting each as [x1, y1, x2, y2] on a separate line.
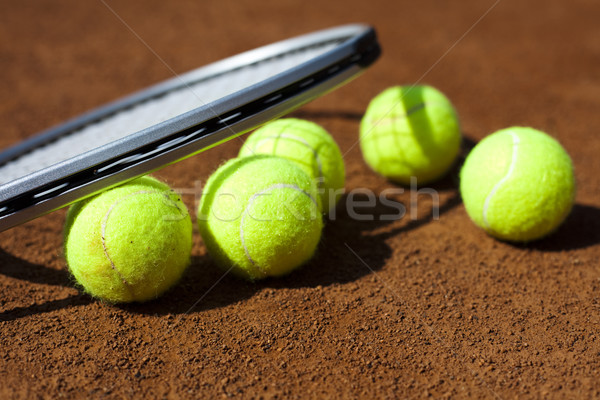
[2, 0, 600, 398]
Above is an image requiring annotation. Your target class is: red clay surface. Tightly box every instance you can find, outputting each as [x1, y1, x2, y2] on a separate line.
[2, 0, 600, 398]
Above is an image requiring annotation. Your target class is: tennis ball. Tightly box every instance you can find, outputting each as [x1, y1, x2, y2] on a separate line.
[239, 118, 345, 213]
[460, 127, 575, 242]
[198, 155, 323, 281]
[359, 85, 461, 184]
[64, 176, 193, 303]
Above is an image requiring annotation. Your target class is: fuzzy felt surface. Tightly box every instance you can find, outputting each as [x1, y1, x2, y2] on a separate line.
[460, 127, 575, 242]
[239, 118, 345, 213]
[64, 176, 193, 303]
[359, 85, 461, 185]
[198, 155, 323, 280]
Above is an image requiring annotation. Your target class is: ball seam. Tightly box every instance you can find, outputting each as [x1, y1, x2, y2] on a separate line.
[101, 189, 175, 297]
[251, 133, 325, 187]
[240, 183, 319, 273]
[482, 131, 521, 228]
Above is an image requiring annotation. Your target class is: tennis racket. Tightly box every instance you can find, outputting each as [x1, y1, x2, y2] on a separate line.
[0, 24, 380, 232]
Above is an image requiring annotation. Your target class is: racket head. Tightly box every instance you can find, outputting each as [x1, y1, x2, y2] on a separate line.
[0, 24, 380, 232]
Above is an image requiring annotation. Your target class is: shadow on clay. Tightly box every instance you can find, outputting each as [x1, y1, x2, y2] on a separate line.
[263, 134, 472, 291]
[132, 132, 473, 311]
[513, 203, 600, 252]
[0, 248, 254, 319]
[0, 249, 71, 287]
[0, 249, 94, 322]
[119, 254, 257, 316]
[0, 133, 472, 319]
[125, 139, 470, 314]
[268, 188, 462, 290]
[11, 133, 595, 318]
[0, 294, 92, 322]
[290, 109, 363, 122]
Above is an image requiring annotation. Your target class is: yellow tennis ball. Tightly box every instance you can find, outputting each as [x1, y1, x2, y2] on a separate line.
[360, 85, 461, 184]
[198, 155, 323, 281]
[64, 176, 193, 303]
[460, 127, 576, 242]
[239, 118, 345, 213]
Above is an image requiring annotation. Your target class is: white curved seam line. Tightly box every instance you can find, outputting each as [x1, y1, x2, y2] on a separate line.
[101, 189, 162, 287]
[252, 133, 325, 187]
[482, 132, 520, 228]
[240, 183, 318, 271]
